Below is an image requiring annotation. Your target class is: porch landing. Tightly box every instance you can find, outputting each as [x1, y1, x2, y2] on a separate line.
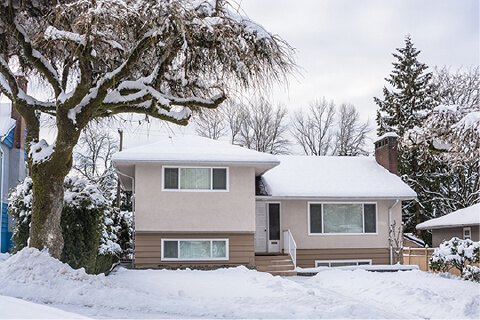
[255, 254, 297, 276]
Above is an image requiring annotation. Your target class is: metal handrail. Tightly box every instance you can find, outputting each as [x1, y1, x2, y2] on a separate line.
[283, 229, 297, 268]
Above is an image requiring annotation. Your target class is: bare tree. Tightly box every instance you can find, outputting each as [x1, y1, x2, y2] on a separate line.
[235, 98, 290, 154]
[334, 104, 370, 156]
[72, 125, 119, 193]
[223, 100, 247, 145]
[432, 66, 480, 108]
[0, 0, 295, 257]
[193, 107, 228, 140]
[291, 98, 336, 156]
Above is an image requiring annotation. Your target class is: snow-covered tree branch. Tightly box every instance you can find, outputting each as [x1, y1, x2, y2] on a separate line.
[0, 0, 296, 258]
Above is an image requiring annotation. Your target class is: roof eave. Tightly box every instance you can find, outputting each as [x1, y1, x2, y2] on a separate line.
[255, 195, 416, 201]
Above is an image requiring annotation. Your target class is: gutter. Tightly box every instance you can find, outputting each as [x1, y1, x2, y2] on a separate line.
[0, 144, 3, 252]
[388, 199, 400, 265]
[114, 168, 135, 269]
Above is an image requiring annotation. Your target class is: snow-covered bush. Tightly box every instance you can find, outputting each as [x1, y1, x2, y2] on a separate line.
[430, 237, 480, 282]
[8, 176, 123, 274]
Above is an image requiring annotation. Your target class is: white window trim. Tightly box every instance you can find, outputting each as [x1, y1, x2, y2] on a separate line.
[307, 202, 378, 236]
[162, 166, 229, 192]
[161, 239, 229, 261]
[315, 259, 372, 267]
[463, 227, 472, 240]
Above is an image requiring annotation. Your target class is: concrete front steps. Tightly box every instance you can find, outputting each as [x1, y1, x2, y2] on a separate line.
[255, 254, 297, 276]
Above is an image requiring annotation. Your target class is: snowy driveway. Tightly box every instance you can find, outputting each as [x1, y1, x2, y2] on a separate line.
[0, 249, 479, 319]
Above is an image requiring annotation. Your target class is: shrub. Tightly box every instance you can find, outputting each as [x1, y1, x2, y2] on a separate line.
[8, 176, 122, 274]
[430, 237, 480, 282]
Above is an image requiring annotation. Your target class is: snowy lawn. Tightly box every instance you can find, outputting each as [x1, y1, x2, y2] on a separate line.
[0, 249, 479, 319]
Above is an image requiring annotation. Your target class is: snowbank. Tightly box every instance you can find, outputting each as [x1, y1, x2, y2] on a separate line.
[0, 248, 479, 319]
[0, 295, 90, 319]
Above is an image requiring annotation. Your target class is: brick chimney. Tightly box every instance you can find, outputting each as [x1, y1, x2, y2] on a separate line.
[374, 133, 398, 175]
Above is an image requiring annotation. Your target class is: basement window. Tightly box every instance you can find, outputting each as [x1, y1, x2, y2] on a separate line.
[315, 260, 372, 267]
[161, 239, 229, 261]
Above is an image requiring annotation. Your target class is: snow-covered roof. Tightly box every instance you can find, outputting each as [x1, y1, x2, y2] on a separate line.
[112, 135, 280, 174]
[261, 155, 416, 199]
[416, 203, 480, 230]
[0, 102, 16, 139]
[374, 132, 398, 143]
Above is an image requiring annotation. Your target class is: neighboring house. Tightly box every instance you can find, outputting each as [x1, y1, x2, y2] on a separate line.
[0, 102, 27, 253]
[112, 134, 416, 270]
[416, 204, 480, 247]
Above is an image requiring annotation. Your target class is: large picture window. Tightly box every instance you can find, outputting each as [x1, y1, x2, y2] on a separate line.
[161, 239, 229, 261]
[309, 203, 377, 234]
[163, 167, 228, 191]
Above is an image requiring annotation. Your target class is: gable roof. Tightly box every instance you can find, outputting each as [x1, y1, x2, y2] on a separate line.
[112, 135, 280, 175]
[261, 155, 416, 199]
[416, 203, 480, 230]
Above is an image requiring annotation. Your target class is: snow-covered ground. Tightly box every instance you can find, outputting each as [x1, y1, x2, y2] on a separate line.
[0, 248, 478, 319]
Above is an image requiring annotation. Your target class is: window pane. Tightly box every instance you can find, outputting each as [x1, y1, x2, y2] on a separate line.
[358, 261, 371, 265]
[212, 241, 227, 258]
[179, 241, 211, 258]
[323, 204, 363, 233]
[310, 204, 322, 233]
[364, 204, 376, 233]
[212, 168, 227, 190]
[180, 168, 211, 190]
[164, 168, 179, 189]
[331, 261, 357, 267]
[316, 262, 329, 267]
[164, 241, 178, 258]
[269, 204, 280, 240]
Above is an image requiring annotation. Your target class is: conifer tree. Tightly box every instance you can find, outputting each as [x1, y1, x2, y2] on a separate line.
[375, 35, 436, 136]
[374, 36, 437, 238]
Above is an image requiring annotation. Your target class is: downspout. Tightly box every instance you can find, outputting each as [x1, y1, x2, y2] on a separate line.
[0, 144, 4, 252]
[115, 169, 135, 269]
[388, 199, 400, 265]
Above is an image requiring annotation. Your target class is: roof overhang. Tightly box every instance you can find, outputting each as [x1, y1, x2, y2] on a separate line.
[255, 195, 416, 201]
[416, 223, 480, 230]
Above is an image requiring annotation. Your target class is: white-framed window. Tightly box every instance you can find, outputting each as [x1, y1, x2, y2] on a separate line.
[315, 260, 372, 267]
[161, 239, 229, 261]
[308, 202, 377, 235]
[463, 227, 471, 240]
[162, 166, 228, 191]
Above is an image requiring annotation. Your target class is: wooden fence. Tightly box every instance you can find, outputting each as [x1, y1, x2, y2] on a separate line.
[402, 247, 435, 272]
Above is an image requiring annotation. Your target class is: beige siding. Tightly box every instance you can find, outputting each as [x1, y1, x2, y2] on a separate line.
[135, 164, 255, 232]
[276, 199, 402, 249]
[135, 232, 255, 268]
[432, 226, 479, 247]
[297, 248, 390, 268]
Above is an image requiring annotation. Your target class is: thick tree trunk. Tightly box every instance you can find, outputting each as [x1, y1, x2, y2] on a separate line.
[29, 173, 65, 259]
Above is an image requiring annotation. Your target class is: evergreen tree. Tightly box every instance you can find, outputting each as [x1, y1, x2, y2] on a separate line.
[375, 35, 436, 137]
[374, 36, 438, 239]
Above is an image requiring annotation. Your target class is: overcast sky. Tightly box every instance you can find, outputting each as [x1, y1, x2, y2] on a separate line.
[239, 0, 479, 125]
[119, 0, 479, 148]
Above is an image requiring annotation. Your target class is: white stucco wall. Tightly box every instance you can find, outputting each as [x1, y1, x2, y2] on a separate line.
[135, 163, 256, 232]
[270, 199, 403, 249]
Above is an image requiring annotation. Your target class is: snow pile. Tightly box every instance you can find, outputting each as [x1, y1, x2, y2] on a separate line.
[0, 252, 9, 263]
[305, 268, 479, 319]
[0, 295, 90, 319]
[1, 248, 479, 319]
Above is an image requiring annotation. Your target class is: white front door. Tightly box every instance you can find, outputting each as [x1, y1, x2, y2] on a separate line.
[267, 203, 281, 253]
[255, 202, 267, 252]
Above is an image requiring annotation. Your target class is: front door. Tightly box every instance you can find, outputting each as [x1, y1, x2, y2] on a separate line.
[255, 202, 267, 252]
[255, 202, 281, 253]
[267, 203, 281, 253]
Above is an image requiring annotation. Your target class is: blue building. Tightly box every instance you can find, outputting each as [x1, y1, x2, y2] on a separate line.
[0, 101, 27, 253]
